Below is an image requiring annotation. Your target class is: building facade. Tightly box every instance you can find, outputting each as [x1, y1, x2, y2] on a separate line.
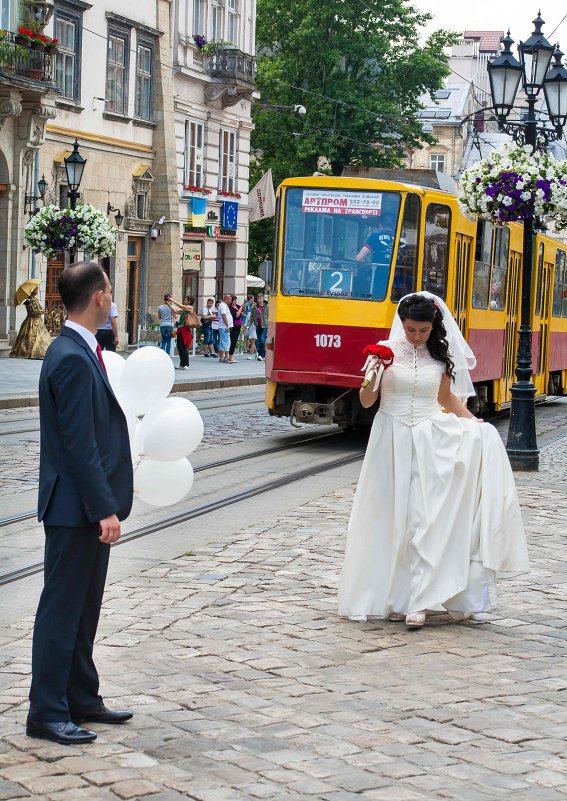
[0, 0, 58, 344]
[173, 0, 256, 306]
[1, 0, 257, 349]
[407, 32, 503, 179]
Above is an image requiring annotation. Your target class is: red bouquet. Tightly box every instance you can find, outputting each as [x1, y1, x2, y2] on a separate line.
[361, 344, 394, 389]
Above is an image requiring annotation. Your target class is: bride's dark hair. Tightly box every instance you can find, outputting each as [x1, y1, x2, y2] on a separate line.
[397, 294, 455, 378]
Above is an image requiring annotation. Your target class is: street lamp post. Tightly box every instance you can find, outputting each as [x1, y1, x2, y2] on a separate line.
[487, 13, 567, 471]
[63, 139, 87, 264]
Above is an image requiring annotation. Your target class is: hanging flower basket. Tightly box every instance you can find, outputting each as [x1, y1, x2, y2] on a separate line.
[548, 161, 567, 233]
[24, 204, 117, 260]
[458, 144, 566, 227]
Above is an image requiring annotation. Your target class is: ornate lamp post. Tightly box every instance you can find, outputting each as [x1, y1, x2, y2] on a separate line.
[24, 174, 48, 216]
[487, 13, 567, 471]
[64, 139, 86, 264]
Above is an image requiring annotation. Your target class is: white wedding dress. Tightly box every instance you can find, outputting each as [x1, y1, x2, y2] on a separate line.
[338, 337, 530, 620]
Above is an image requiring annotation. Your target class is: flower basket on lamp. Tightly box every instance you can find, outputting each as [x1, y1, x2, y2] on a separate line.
[24, 204, 117, 260]
[458, 143, 566, 227]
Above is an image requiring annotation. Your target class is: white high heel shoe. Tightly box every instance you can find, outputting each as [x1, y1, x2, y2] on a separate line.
[405, 611, 426, 628]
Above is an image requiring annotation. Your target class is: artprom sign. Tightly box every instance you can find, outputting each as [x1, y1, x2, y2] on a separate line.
[301, 190, 383, 216]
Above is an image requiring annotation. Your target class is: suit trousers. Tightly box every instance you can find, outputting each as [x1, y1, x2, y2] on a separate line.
[29, 523, 110, 722]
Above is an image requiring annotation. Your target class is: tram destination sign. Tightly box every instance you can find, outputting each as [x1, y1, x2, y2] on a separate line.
[302, 190, 382, 216]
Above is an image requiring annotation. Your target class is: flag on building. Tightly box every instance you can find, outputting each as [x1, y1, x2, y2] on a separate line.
[190, 197, 207, 226]
[221, 201, 239, 230]
[249, 169, 276, 222]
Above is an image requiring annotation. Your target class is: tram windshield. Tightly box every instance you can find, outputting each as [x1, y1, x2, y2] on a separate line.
[281, 187, 402, 300]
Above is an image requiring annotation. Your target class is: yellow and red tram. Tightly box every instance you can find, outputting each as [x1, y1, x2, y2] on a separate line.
[262, 174, 567, 427]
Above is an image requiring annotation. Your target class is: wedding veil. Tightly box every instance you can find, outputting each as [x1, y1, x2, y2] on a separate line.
[389, 291, 477, 402]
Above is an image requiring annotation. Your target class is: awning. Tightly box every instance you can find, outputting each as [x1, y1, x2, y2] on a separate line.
[246, 274, 265, 288]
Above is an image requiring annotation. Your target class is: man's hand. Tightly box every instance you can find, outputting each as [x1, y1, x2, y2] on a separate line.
[99, 514, 121, 543]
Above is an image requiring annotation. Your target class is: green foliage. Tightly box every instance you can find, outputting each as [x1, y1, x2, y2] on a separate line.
[248, 0, 459, 269]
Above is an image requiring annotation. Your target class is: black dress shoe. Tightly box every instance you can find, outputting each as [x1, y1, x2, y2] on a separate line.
[73, 703, 133, 725]
[26, 719, 97, 744]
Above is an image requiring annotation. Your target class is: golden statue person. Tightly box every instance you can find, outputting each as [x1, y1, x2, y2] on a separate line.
[10, 280, 53, 359]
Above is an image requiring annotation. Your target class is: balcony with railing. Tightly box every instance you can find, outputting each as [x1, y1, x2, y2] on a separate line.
[206, 47, 255, 85]
[0, 30, 55, 87]
[204, 47, 255, 106]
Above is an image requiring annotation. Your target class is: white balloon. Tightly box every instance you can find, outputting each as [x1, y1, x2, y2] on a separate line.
[134, 458, 194, 506]
[130, 419, 144, 463]
[139, 397, 204, 461]
[144, 409, 204, 462]
[120, 347, 175, 415]
[101, 350, 126, 395]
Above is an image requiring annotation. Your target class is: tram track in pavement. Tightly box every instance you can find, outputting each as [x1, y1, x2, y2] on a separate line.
[0, 391, 267, 437]
[0, 447, 364, 587]
[0, 429, 344, 529]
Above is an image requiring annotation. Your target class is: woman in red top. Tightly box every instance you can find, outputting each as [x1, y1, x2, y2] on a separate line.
[168, 295, 195, 370]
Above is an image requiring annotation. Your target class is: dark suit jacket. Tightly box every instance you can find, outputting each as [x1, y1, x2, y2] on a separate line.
[38, 326, 134, 526]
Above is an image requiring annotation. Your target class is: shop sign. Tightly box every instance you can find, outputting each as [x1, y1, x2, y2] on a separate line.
[182, 241, 202, 270]
[301, 190, 383, 216]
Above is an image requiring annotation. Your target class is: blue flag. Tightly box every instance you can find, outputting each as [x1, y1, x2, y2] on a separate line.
[191, 196, 207, 226]
[222, 201, 238, 230]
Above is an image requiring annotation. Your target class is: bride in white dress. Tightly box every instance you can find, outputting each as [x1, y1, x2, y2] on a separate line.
[338, 292, 529, 628]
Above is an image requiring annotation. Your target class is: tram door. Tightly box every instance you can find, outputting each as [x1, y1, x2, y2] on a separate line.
[453, 234, 472, 336]
[533, 242, 553, 396]
[502, 250, 521, 401]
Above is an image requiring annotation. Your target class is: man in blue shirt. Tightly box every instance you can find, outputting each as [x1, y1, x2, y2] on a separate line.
[356, 213, 398, 264]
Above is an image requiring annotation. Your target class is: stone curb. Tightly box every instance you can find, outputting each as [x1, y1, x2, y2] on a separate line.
[0, 376, 266, 410]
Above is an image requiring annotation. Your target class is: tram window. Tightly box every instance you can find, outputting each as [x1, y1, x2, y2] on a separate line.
[421, 203, 450, 299]
[535, 243, 544, 317]
[472, 220, 493, 309]
[490, 226, 509, 310]
[281, 187, 401, 300]
[553, 249, 567, 317]
[391, 193, 420, 302]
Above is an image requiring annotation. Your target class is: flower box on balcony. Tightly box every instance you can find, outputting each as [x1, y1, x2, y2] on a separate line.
[216, 190, 242, 202]
[181, 186, 212, 199]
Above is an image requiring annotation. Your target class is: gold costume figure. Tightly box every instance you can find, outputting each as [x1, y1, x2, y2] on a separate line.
[10, 290, 53, 359]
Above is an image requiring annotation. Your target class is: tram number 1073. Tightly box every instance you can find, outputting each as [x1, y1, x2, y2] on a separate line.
[314, 334, 342, 348]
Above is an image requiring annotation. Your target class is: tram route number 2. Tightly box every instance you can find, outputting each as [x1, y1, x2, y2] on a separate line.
[314, 334, 342, 348]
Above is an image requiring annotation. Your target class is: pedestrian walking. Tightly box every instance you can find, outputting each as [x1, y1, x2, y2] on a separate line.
[157, 294, 176, 355]
[241, 293, 254, 354]
[338, 292, 529, 628]
[211, 300, 220, 355]
[245, 296, 258, 360]
[228, 295, 245, 363]
[217, 293, 233, 363]
[251, 294, 268, 361]
[168, 295, 196, 370]
[95, 298, 119, 352]
[28, 262, 134, 745]
[200, 297, 215, 357]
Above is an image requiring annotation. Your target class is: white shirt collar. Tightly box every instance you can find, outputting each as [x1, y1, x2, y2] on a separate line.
[65, 320, 98, 353]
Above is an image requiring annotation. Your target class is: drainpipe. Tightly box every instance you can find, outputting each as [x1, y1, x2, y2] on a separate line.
[30, 152, 39, 279]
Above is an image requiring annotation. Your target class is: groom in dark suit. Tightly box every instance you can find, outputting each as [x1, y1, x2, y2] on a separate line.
[28, 262, 134, 745]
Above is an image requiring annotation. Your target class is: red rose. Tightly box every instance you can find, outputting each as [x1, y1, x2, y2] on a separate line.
[362, 344, 394, 365]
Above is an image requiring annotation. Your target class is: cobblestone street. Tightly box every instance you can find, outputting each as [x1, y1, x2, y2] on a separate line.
[1, 402, 566, 801]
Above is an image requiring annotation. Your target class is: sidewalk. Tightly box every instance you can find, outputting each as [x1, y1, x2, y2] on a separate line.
[0, 349, 266, 408]
[0, 425, 566, 799]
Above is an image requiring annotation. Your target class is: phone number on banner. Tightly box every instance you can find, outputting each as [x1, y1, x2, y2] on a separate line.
[302, 191, 382, 215]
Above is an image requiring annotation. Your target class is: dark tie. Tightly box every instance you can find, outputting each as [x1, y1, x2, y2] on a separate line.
[96, 343, 108, 377]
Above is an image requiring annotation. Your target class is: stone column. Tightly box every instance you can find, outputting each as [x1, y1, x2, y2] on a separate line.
[148, 0, 182, 315]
